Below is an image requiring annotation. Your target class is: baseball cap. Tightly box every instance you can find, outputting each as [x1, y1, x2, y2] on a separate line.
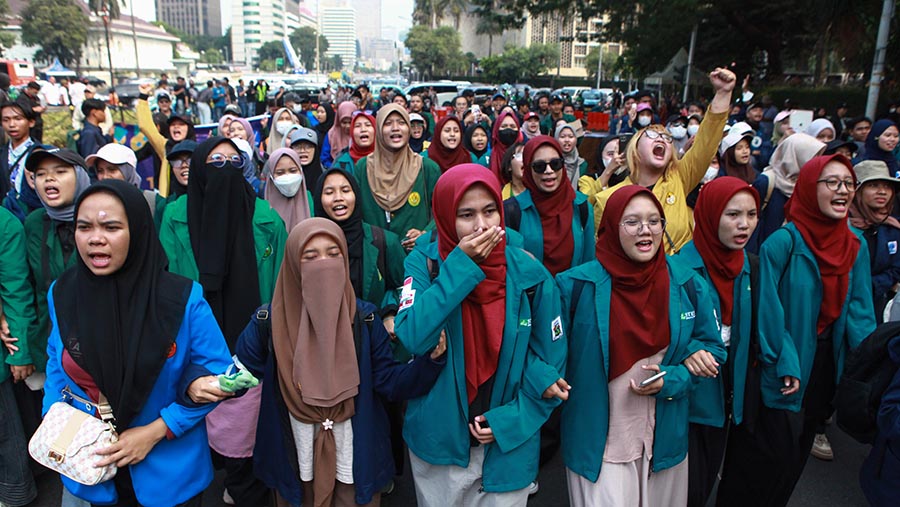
[409, 113, 425, 124]
[719, 131, 754, 156]
[773, 110, 792, 123]
[550, 95, 564, 103]
[729, 121, 755, 137]
[156, 92, 171, 102]
[26, 147, 87, 172]
[289, 127, 318, 147]
[85, 143, 138, 169]
[492, 92, 505, 101]
[167, 140, 199, 159]
[167, 114, 192, 126]
[524, 112, 539, 121]
[635, 103, 653, 114]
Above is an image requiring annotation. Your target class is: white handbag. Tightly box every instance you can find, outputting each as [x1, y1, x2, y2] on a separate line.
[28, 386, 118, 485]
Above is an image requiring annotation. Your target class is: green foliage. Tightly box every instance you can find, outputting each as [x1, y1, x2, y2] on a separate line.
[404, 25, 467, 78]
[323, 54, 344, 72]
[256, 40, 284, 69]
[87, 0, 122, 18]
[199, 48, 224, 65]
[584, 46, 622, 81]
[479, 43, 557, 83]
[21, 0, 90, 67]
[0, 0, 15, 56]
[289, 26, 329, 72]
[154, 21, 231, 56]
[258, 59, 277, 72]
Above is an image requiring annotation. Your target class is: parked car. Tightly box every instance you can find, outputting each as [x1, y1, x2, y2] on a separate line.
[578, 89, 607, 111]
[403, 81, 462, 108]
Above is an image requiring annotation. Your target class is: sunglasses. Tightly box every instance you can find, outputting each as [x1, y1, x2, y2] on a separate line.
[531, 158, 565, 173]
[207, 153, 244, 168]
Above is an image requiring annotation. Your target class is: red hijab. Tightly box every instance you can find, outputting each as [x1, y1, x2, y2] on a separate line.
[489, 111, 523, 185]
[428, 116, 471, 172]
[595, 185, 670, 380]
[348, 112, 376, 163]
[784, 154, 860, 334]
[433, 164, 507, 403]
[693, 177, 760, 325]
[522, 136, 576, 276]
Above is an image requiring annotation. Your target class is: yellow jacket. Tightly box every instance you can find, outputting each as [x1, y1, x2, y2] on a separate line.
[593, 109, 727, 254]
[136, 99, 172, 196]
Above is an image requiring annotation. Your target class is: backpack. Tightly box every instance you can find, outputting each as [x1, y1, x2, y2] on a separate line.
[503, 197, 588, 232]
[834, 321, 900, 444]
[370, 225, 386, 281]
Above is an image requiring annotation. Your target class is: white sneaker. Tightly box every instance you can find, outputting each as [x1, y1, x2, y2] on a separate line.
[528, 480, 539, 496]
[223, 489, 235, 505]
[810, 433, 834, 461]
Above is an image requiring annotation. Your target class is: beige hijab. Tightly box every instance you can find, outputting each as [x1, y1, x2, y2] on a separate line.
[763, 133, 826, 197]
[365, 104, 423, 211]
[271, 218, 359, 507]
[266, 108, 299, 155]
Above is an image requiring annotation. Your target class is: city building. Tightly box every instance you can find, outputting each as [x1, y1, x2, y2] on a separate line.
[348, 0, 381, 55]
[231, 0, 302, 66]
[156, 0, 222, 37]
[320, 6, 356, 70]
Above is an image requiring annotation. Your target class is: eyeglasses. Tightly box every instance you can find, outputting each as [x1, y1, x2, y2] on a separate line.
[620, 218, 667, 236]
[643, 130, 673, 144]
[530, 158, 565, 173]
[816, 178, 856, 192]
[207, 153, 244, 168]
[170, 159, 189, 169]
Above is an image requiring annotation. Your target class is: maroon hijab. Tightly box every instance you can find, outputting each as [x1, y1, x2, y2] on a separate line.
[427, 116, 471, 172]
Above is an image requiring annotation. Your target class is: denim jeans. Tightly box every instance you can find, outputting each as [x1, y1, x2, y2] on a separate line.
[0, 378, 37, 506]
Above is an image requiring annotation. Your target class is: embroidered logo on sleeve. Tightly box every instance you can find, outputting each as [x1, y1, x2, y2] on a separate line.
[680, 311, 696, 320]
[889, 241, 898, 255]
[399, 276, 416, 310]
[551, 316, 563, 341]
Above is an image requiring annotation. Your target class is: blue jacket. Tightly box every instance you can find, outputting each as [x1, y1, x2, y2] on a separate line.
[863, 225, 900, 308]
[235, 300, 444, 506]
[395, 243, 566, 492]
[557, 258, 724, 480]
[511, 189, 595, 271]
[42, 283, 233, 507]
[677, 242, 753, 426]
[758, 223, 876, 411]
[860, 335, 900, 506]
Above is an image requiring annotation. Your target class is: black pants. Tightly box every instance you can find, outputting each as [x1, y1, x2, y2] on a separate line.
[0, 379, 37, 507]
[716, 337, 835, 507]
[211, 449, 271, 507]
[90, 467, 202, 507]
[688, 359, 732, 507]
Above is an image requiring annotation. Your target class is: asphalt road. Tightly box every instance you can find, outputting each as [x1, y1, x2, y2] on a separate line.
[28, 422, 870, 507]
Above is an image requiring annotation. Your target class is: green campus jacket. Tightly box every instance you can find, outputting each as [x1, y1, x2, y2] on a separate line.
[333, 150, 354, 174]
[556, 257, 725, 480]
[360, 222, 407, 309]
[24, 209, 77, 372]
[158, 195, 287, 305]
[395, 243, 566, 493]
[757, 223, 876, 412]
[540, 113, 577, 135]
[1, 207, 37, 383]
[353, 156, 441, 239]
[471, 151, 490, 168]
[512, 190, 595, 271]
[677, 241, 753, 427]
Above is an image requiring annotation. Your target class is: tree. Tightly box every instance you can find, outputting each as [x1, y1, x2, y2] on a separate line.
[289, 26, 328, 72]
[0, 0, 17, 56]
[404, 25, 467, 79]
[479, 43, 557, 83]
[21, 0, 89, 66]
[200, 48, 224, 65]
[87, 0, 122, 18]
[257, 40, 285, 69]
[584, 45, 622, 82]
[325, 54, 343, 72]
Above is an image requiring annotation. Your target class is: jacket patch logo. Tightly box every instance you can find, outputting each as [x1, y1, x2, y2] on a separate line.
[889, 241, 898, 255]
[399, 276, 416, 310]
[519, 318, 532, 327]
[551, 316, 563, 341]
[167, 342, 177, 358]
[263, 244, 273, 258]
[408, 192, 421, 207]
[665, 193, 676, 205]
[681, 311, 696, 320]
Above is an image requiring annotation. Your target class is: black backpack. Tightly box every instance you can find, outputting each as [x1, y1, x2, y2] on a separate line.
[834, 321, 900, 444]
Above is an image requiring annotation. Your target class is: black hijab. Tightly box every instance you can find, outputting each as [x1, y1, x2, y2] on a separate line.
[463, 124, 489, 160]
[313, 167, 365, 297]
[188, 136, 260, 350]
[54, 180, 192, 431]
[313, 103, 336, 141]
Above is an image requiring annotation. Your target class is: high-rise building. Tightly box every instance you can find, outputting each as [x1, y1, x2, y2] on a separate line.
[231, 0, 302, 66]
[320, 6, 356, 70]
[155, 0, 222, 37]
[348, 0, 380, 44]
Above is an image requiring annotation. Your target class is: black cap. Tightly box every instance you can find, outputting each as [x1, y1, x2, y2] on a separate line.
[167, 140, 198, 159]
[824, 139, 858, 157]
[26, 147, 87, 171]
[224, 104, 242, 116]
[666, 114, 688, 125]
[26, 81, 40, 90]
[167, 114, 192, 126]
[746, 102, 763, 110]
[550, 95, 564, 103]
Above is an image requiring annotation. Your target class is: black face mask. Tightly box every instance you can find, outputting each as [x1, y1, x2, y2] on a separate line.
[498, 128, 518, 146]
[745, 118, 760, 130]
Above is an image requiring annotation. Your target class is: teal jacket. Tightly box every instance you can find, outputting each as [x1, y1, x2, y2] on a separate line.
[556, 257, 724, 480]
[360, 223, 406, 310]
[333, 150, 354, 174]
[159, 195, 287, 305]
[677, 241, 753, 427]
[395, 243, 566, 493]
[471, 150, 490, 168]
[513, 189, 594, 270]
[758, 223, 876, 412]
[0, 207, 36, 383]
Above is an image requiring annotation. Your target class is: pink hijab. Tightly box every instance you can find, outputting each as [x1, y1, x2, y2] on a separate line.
[328, 102, 357, 161]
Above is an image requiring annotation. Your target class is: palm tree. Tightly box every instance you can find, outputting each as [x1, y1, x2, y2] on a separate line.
[88, 0, 122, 18]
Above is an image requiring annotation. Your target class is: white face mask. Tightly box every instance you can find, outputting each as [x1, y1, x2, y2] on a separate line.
[602, 157, 612, 168]
[275, 121, 294, 136]
[702, 166, 719, 183]
[637, 116, 651, 127]
[273, 172, 303, 198]
[669, 126, 687, 140]
[687, 124, 700, 137]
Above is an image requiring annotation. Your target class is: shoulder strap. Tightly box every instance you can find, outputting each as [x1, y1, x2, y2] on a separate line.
[748, 252, 761, 355]
[426, 256, 439, 281]
[371, 225, 386, 280]
[503, 197, 522, 231]
[569, 279, 586, 325]
[143, 190, 156, 219]
[762, 170, 776, 210]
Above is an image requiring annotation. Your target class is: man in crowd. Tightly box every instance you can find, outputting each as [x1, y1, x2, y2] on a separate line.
[16, 82, 44, 142]
[0, 101, 37, 199]
[77, 98, 110, 159]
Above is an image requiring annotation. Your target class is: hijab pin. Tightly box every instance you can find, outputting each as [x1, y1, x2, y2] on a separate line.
[322, 418, 334, 431]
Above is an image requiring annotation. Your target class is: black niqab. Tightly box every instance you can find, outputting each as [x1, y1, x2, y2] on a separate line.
[313, 167, 365, 297]
[187, 136, 260, 350]
[54, 180, 193, 431]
